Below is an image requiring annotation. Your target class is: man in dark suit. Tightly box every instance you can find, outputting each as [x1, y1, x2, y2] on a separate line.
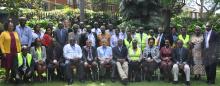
[82, 40, 98, 81]
[54, 22, 68, 47]
[79, 25, 98, 47]
[203, 23, 218, 84]
[113, 39, 129, 85]
[172, 40, 190, 86]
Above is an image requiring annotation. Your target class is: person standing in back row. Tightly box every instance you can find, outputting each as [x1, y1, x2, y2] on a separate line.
[203, 23, 218, 85]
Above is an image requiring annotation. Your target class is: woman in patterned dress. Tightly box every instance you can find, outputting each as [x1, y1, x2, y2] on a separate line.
[190, 26, 205, 80]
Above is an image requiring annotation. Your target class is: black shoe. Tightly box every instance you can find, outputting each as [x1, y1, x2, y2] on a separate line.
[67, 79, 73, 85]
[209, 81, 215, 84]
[185, 81, 190, 86]
[111, 78, 116, 83]
[173, 81, 178, 84]
[121, 79, 128, 85]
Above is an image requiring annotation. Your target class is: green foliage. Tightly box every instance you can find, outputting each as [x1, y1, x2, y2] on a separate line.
[171, 13, 220, 34]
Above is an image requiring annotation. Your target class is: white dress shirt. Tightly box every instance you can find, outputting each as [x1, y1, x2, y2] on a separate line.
[110, 35, 122, 47]
[63, 44, 82, 63]
[91, 28, 101, 35]
[205, 30, 212, 48]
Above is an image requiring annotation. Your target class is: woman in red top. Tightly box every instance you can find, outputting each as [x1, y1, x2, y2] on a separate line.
[160, 39, 173, 82]
[42, 27, 53, 47]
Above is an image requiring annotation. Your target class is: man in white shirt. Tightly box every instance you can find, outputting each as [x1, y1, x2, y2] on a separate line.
[63, 38, 84, 85]
[110, 29, 122, 47]
[97, 39, 116, 82]
[91, 22, 101, 35]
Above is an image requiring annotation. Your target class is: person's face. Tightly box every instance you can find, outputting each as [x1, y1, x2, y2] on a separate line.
[46, 28, 52, 34]
[181, 28, 186, 34]
[94, 23, 99, 28]
[139, 27, 144, 33]
[122, 29, 125, 33]
[102, 40, 107, 46]
[108, 24, 113, 30]
[22, 49, 28, 56]
[206, 25, 211, 31]
[165, 40, 170, 47]
[177, 41, 183, 48]
[79, 23, 84, 28]
[70, 39, 76, 46]
[115, 29, 119, 35]
[58, 23, 64, 29]
[195, 28, 200, 35]
[86, 41, 92, 47]
[149, 30, 154, 35]
[158, 28, 163, 34]
[118, 40, 123, 46]
[132, 41, 137, 48]
[87, 28, 91, 33]
[172, 28, 176, 33]
[35, 25, 41, 32]
[20, 19, 26, 27]
[64, 20, 70, 28]
[148, 39, 154, 47]
[35, 39, 42, 46]
[8, 22, 14, 31]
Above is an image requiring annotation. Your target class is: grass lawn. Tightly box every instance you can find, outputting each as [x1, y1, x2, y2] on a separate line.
[0, 68, 219, 86]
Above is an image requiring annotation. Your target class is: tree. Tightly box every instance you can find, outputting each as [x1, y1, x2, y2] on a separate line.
[119, 0, 185, 32]
[195, 0, 220, 19]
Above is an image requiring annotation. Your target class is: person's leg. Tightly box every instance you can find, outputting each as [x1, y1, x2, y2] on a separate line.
[111, 60, 116, 80]
[184, 64, 190, 81]
[205, 65, 210, 83]
[77, 61, 85, 82]
[116, 62, 127, 80]
[65, 62, 73, 85]
[47, 64, 54, 80]
[99, 61, 106, 81]
[210, 62, 217, 84]
[122, 61, 129, 78]
[172, 64, 179, 82]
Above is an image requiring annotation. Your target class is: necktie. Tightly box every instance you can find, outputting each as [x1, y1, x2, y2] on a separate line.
[88, 47, 92, 61]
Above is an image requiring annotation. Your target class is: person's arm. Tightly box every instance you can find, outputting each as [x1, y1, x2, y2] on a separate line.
[172, 49, 177, 64]
[110, 36, 114, 47]
[153, 47, 160, 63]
[0, 32, 5, 54]
[97, 48, 103, 61]
[28, 28, 33, 47]
[63, 45, 70, 60]
[108, 47, 113, 60]
[76, 46, 83, 59]
[30, 47, 37, 63]
[42, 46, 47, 62]
[82, 47, 86, 62]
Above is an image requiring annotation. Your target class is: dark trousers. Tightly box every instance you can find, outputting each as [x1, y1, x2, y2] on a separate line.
[129, 61, 141, 81]
[65, 60, 84, 83]
[205, 62, 217, 83]
[16, 67, 34, 82]
[48, 63, 65, 80]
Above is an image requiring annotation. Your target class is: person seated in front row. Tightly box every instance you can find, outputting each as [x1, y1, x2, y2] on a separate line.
[97, 39, 116, 82]
[82, 40, 98, 81]
[14, 46, 34, 83]
[142, 38, 160, 81]
[128, 40, 142, 82]
[113, 39, 129, 85]
[47, 40, 65, 81]
[30, 38, 47, 81]
[172, 40, 190, 86]
[63, 38, 84, 85]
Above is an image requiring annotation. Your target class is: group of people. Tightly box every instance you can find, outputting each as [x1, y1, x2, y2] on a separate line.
[0, 17, 218, 86]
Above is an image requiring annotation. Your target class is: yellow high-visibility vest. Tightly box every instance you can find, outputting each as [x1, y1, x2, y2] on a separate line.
[17, 53, 32, 67]
[178, 34, 190, 48]
[136, 33, 147, 50]
[128, 47, 141, 61]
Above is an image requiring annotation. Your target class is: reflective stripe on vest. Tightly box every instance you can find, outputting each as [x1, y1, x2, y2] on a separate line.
[128, 48, 141, 61]
[178, 34, 190, 48]
[17, 53, 32, 67]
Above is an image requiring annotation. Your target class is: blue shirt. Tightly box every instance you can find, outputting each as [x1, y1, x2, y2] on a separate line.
[97, 46, 112, 59]
[15, 25, 33, 47]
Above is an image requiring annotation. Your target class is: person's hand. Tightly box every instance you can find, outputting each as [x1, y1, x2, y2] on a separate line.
[38, 60, 43, 64]
[16, 74, 20, 79]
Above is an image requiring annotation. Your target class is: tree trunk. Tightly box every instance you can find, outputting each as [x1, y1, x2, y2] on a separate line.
[199, 0, 204, 19]
[73, 0, 77, 9]
[162, 9, 172, 34]
[79, 0, 85, 22]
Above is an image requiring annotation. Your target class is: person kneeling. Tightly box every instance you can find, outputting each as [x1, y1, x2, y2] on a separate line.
[14, 46, 34, 83]
[31, 38, 47, 81]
